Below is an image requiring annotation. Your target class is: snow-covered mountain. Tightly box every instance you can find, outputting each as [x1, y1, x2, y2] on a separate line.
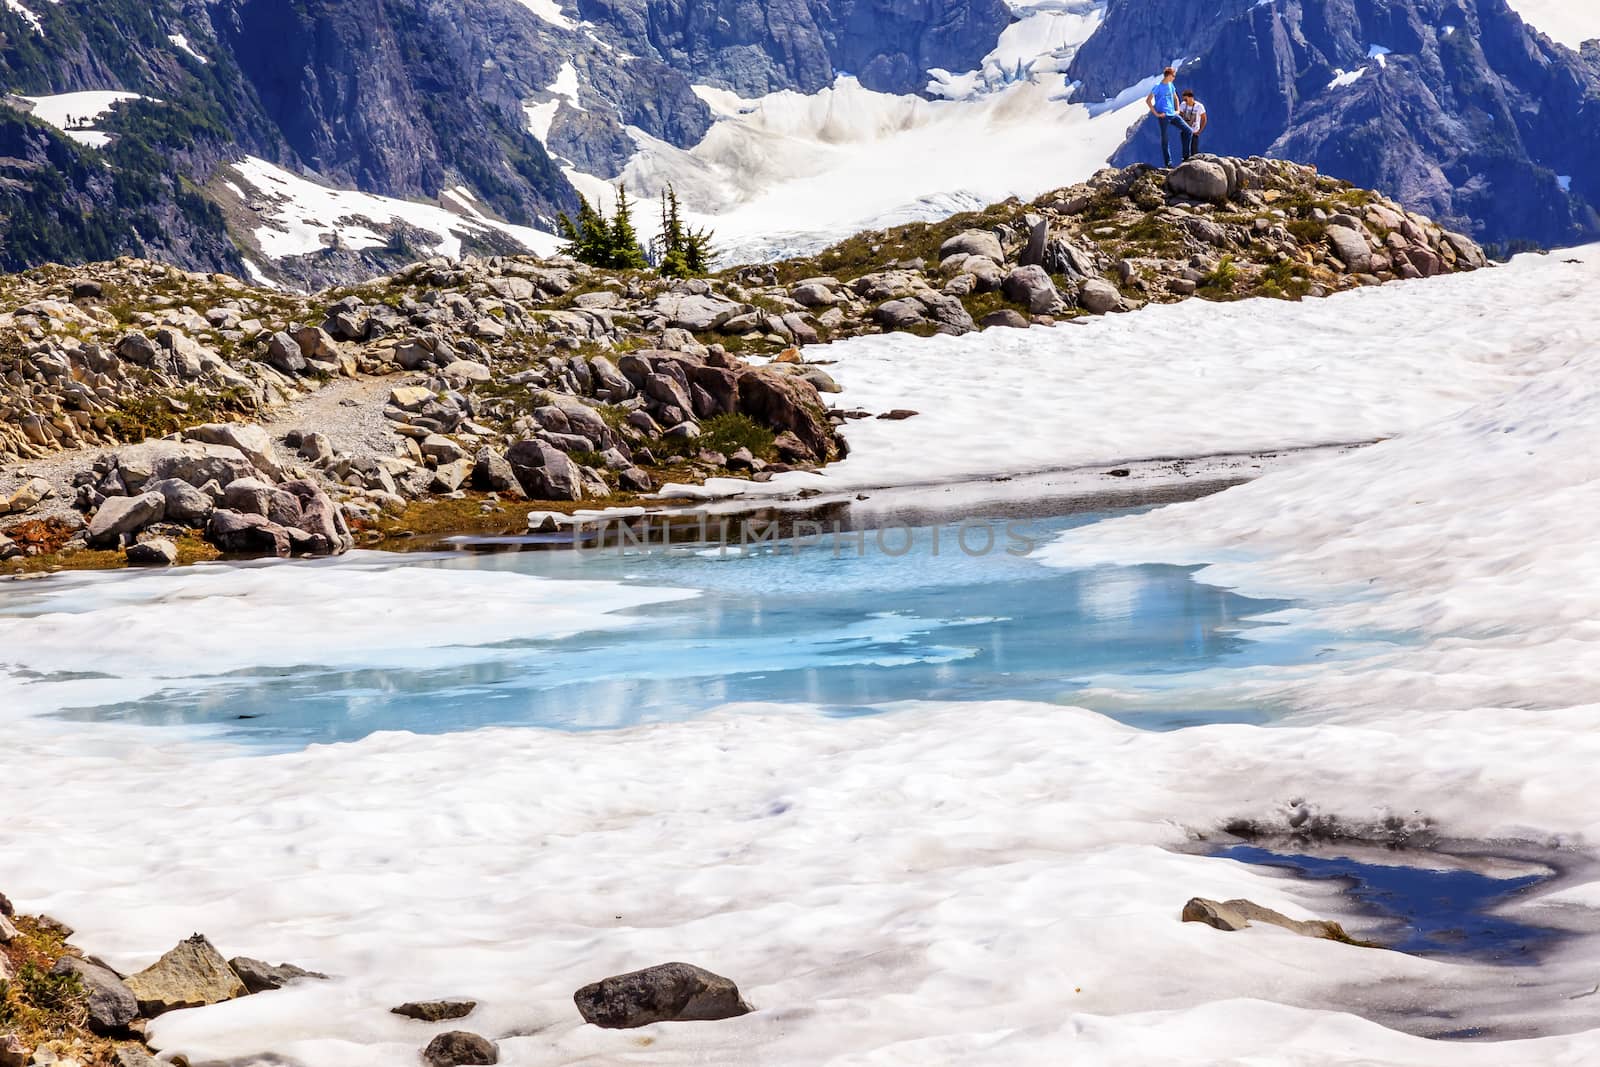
[0, 0, 1592, 282]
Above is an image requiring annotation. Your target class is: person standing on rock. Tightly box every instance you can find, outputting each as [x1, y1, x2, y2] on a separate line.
[1179, 90, 1208, 160]
[1145, 68, 1193, 168]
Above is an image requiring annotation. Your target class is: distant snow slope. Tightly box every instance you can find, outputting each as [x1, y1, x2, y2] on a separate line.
[1506, 0, 1600, 46]
[552, 5, 1138, 265]
[677, 248, 1597, 500]
[23, 91, 143, 148]
[570, 74, 1149, 264]
[225, 157, 561, 266]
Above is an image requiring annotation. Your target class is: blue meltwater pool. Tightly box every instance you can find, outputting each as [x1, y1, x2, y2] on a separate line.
[18, 507, 1328, 748]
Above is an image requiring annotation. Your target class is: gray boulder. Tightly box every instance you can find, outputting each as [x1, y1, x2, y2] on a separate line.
[1325, 225, 1373, 273]
[472, 448, 522, 495]
[651, 292, 742, 332]
[1078, 278, 1125, 315]
[132, 441, 260, 490]
[280, 479, 354, 554]
[980, 309, 1030, 329]
[1166, 160, 1230, 202]
[115, 332, 160, 367]
[51, 956, 138, 1033]
[207, 510, 293, 558]
[88, 492, 165, 547]
[914, 292, 977, 335]
[124, 934, 247, 1017]
[790, 282, 839, 307]
[1182, 897, 1354, 942]
[939, 229, 1004, 264]
[506, 440, 584, 501]
[423, 1031, 498, 1067]
[392, 999, 476, 1021]
[574, 962, 752, 1029]
[186, 424, 284, 481]
[1018, 214, 1049, 267]
[1001, 265, 1061, 314]
[265, 331, 308, 374]
[147, 478, 214, 527]
[228, 957, 329, 994]
[125, 539, 179, 567]
[872, 298, 925, 329]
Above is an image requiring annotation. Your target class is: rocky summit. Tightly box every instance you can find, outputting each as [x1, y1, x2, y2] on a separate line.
[0, 158, 1486, 570]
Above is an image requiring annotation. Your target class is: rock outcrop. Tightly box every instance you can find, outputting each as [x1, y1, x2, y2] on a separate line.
[574, 962, 753, 1029]
[1080, 0, 1600, 248]
[123, 935, 248, 1017]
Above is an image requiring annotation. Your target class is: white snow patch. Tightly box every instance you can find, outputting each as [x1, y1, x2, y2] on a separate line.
[3, 0, 41, 34]
[549, 60, 582, 110]
[1367, 43, 1392, 67]
[228, 156, 561, 262]
[524, 98, 560, 144]
[168, 32, 207, 62]
[669, 248, 1596, 500]
[510, 0, 573, 28]
[1505, 0, 1600, 47]
[1041, 249, 1600, 720]
[1329, 66, 1367, 89]
[1558, 174, 1573, 193]
[22, 90, 144, 147]
[929, 0, 1105, 100]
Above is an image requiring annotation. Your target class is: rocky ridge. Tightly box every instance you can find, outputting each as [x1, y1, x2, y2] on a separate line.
[0, 158, 1487, 569]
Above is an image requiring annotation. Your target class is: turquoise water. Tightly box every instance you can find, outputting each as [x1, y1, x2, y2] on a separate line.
[48, 510, 1310, 747]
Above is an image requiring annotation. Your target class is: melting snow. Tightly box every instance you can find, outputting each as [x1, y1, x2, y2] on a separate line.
[168, 33, 207, 63]
[1504, 0, 1600, 47]
[3, 252, 1600, 1065]
[510, 0, 573, 29]
[1329, 67, 1367, 89]
[3, 0, 41, 34]
[672, 248, 1595, 500]
[22, 90, 144, 147]
[228, 156, 560, 262]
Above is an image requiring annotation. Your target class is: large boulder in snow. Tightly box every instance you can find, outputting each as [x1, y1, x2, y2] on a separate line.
[574, 962, 752, 1029]
[124, 934, 247, 1017]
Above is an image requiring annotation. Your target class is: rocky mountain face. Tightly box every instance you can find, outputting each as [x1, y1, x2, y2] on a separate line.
[1075, 0, 1600, 248]
[576, 0, 1011, 97]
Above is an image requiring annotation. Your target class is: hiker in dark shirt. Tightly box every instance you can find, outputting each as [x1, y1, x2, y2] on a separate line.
[1145, 67, 1193, 168]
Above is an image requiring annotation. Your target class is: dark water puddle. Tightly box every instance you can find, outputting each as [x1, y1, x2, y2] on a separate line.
[1218, 844, 1562, 965]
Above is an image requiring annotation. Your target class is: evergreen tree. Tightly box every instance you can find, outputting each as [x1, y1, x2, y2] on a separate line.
[607, 183, 648, 270]
[656, 184, 715, 277]
[556, 186, 646, 269]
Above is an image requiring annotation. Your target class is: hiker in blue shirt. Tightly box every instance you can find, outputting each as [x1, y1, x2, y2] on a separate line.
[1145, 67, 1194, 168]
